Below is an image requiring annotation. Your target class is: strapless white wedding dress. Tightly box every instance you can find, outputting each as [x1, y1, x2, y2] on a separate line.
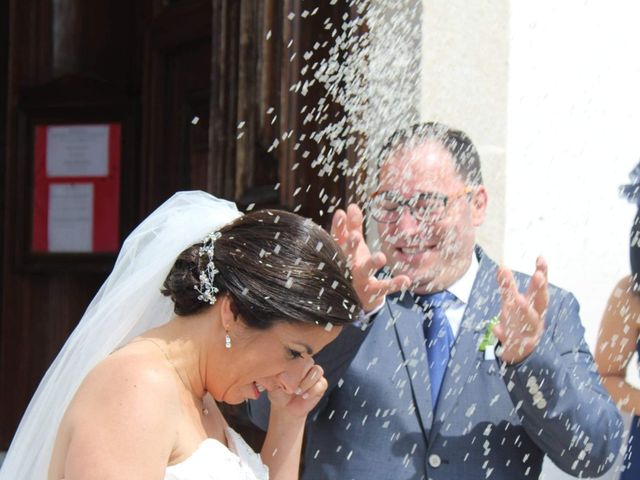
[165, 427, 269, 480]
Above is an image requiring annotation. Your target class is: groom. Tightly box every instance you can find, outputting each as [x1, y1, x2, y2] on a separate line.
[248, 122, 622, 479]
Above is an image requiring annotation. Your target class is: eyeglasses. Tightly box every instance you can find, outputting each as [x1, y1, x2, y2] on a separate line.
[369, 187, 473, 224]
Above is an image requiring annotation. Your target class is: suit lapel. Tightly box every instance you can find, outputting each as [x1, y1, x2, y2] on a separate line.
[429, 250, 502, 440]
[389, 292, 435, 441]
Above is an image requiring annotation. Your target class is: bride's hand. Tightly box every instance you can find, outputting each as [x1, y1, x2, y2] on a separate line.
[267, 364, 327, 418]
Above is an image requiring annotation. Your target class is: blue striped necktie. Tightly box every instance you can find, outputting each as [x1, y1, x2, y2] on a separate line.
[420, 291, 456, 409]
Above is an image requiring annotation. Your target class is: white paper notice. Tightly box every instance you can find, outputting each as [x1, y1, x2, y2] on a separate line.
[46, 125, 110, 177]
[48, 184, 94, 252]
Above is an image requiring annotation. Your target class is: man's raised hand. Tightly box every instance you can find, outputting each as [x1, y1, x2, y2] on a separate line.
[331, 204, 409, 312]
[493, 257, 549, 364]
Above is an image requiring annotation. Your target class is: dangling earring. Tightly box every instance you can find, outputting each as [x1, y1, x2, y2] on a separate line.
[225, 332, 232, 349]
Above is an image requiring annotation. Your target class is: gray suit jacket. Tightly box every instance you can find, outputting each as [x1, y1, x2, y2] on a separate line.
[248, 248, 622, 479]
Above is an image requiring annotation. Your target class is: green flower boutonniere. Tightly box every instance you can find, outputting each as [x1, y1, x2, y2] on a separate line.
[479, 316, 500, 359]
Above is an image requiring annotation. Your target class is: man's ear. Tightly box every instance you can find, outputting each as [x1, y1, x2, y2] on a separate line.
[470, 185, 488, 227]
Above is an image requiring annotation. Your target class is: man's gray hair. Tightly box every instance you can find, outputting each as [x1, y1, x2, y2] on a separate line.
[379, 122, 483, 186]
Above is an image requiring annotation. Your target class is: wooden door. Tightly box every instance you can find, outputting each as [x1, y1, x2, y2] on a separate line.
[212, 0, 353, 228]
[0, 0, 358, 451]
[141, 0, 214, 212]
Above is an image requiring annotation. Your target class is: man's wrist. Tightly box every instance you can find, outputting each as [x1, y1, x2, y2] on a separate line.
[356, 298, 385, 327]
[364, 298, 385, 316]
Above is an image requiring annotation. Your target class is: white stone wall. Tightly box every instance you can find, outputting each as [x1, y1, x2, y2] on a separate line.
[505, 0, 640, 351]
[420, 0, 509, 263]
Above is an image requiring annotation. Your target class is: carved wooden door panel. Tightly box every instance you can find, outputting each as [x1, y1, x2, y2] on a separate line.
[141, 0, 214, 212]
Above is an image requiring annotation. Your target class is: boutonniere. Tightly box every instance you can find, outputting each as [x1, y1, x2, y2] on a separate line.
[479, 316, 500, 360]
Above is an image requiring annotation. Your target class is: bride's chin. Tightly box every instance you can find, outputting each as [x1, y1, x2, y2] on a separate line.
[224, 391, 254, 405]
[218, 389, 239, 403]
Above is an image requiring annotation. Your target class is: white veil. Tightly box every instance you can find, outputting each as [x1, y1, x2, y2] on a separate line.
[0, 191, 241, 480]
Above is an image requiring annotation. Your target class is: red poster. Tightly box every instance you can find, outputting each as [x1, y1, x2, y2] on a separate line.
[32, 123, 121, 253]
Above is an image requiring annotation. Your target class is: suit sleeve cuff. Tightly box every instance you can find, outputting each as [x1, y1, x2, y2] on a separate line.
[354, 298, 386, 328]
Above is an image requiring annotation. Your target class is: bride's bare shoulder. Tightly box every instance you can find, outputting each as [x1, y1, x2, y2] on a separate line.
[50, 341, 180, 478]
[68, 342, 182, 420]
[51, 343, 181, 479]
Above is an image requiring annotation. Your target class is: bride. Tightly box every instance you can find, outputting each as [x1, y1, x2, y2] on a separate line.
[0, 191, 360, 480]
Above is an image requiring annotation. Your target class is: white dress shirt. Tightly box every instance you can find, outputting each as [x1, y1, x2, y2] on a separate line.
[443, 253, 479, 337]
[360, 253, 479, 336]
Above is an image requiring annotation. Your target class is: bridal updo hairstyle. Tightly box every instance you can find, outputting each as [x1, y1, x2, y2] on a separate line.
[162, 210, 361, 329]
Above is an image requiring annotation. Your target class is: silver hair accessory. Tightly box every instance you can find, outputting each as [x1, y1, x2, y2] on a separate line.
[195, 231, 222, 304]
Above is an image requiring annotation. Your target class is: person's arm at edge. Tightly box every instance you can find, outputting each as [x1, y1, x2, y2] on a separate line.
[595, 275, 640, 415]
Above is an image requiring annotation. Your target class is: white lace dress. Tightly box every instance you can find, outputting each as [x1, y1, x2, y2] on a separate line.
[164, 427, 269, 480]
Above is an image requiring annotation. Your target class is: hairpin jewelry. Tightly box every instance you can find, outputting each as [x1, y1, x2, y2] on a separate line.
[195, 231, 222, 304]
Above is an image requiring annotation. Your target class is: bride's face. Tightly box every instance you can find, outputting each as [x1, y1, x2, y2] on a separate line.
[210, 320, 341, 404]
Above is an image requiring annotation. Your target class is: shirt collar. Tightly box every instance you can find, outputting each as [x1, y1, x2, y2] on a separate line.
[447, 252, 479, 305]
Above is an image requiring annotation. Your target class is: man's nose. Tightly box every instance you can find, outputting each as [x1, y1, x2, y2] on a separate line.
[276, 357, 314, 394]
[396, 206, 421, 232]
